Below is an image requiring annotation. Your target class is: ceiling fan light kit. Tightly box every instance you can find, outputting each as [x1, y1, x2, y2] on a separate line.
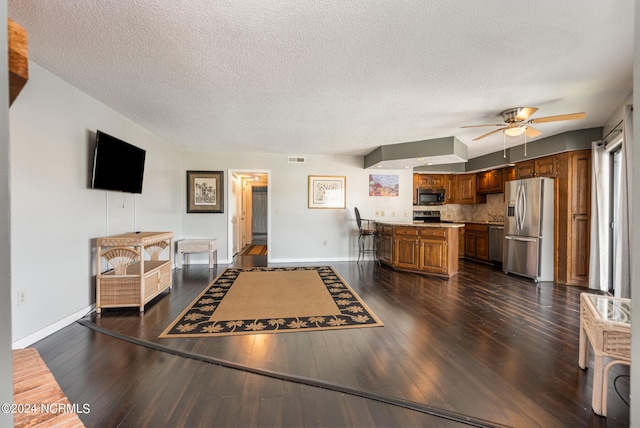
[462, 107, 586, 147]
[504, 126, 526, 137]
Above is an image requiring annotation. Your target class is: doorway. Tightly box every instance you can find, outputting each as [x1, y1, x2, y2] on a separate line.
[228, 170, 270, 262]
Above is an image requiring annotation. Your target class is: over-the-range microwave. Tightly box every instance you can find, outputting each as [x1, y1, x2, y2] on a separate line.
[417, 189, 445, 205]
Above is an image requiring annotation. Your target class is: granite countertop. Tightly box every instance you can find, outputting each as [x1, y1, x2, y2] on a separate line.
[377, 221, 465, 228]
[462, 221, 505, 226]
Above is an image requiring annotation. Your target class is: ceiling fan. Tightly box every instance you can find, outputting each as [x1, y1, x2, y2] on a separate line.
[462, 107, 586, 141]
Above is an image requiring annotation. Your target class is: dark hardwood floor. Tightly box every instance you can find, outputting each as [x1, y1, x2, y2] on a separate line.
[32, 258, 629, 427]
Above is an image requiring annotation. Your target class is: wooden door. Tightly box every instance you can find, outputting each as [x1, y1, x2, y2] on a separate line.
[464, 230, 476, 257]
[516, 160, 536, 179]
[567, 150, 591, 286]
[488, 169, 503, 192]
[474, 229, 490, 261]
[477, 171, 490, 193]
[419, 239, 447, 273]
[445, 175, 457, 204]
[457, 174, 476, 203]
[536, 156, 557, 178]
[394, 237, 419, 270]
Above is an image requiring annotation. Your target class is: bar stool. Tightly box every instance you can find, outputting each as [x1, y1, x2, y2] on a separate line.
[355, 207, 378, 263]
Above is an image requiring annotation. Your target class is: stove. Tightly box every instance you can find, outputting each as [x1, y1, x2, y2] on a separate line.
[413, 210, 442, 223]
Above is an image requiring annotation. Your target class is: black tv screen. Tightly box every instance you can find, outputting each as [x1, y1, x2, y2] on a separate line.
[91, 130, 146, 194]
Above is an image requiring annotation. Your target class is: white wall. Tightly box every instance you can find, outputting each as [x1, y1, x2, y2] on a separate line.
[9, 63, 182, 345]
[1, 3, 15, 425]
[181, 151, 413, 263]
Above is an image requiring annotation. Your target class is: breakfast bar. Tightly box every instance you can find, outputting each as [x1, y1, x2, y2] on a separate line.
[376, 222, 464, 277]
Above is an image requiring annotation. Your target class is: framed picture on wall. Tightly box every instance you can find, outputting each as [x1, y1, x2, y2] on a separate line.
[369, 174, 399, 196]
[187, 170, 224, 213]
[308, 175, 346, 209]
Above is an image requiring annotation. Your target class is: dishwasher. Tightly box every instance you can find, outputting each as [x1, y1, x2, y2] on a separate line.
[489, 225, 504, 263]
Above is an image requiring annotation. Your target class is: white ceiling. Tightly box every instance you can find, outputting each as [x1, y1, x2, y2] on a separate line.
[8, 1, 634, 161]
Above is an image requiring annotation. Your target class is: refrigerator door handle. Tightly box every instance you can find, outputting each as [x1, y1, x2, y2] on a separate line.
[505, 235, 537, 242]
[516, 184, 524, 231]
[519, 184, 526, 230]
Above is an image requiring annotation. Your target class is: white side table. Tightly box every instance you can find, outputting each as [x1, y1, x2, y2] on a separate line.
[176, 239, 217, 269]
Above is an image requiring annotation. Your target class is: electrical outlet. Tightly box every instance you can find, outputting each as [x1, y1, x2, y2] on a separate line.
[17, 289, 26, 306]
[323, 240, 327, 246]
[392, 211, 396, 217]
[380, 210, 385, 217]
[404, 211, 409, 217]
[375, 211, 379, 216]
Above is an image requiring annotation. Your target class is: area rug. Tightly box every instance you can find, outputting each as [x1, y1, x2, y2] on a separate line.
[240, 244, 268, 256]
[160, 266, 383, 338]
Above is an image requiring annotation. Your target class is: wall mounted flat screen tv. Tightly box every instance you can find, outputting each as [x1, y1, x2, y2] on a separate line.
[91, 130, 146, 194]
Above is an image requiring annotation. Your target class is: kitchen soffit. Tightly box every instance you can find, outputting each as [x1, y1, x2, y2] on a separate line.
[364, 136, 468, 169]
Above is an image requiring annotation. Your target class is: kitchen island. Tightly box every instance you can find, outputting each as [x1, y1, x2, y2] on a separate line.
[376, 222, 464, 277]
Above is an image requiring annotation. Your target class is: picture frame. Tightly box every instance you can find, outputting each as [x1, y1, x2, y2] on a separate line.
[308, 175, 346, 209]
[187, 170, 224, 213]
[369, 174, 399, 197]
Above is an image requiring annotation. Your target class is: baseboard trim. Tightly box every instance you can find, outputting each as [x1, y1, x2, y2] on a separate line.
[12, 304, 94, 349]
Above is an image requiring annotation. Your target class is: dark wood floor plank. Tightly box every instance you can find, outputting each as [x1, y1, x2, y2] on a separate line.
[29, 259, 630, 427]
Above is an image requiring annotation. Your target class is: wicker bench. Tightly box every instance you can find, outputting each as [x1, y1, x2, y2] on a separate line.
[176, 238, 217, 269]
[579, 293, 631, 416]
[96, 232, 173, 313]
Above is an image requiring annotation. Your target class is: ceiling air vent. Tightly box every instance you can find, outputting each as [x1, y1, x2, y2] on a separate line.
[288, 156, 306, 164]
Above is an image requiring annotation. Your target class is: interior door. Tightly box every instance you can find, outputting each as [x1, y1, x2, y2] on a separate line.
[252, 188, 268, 235]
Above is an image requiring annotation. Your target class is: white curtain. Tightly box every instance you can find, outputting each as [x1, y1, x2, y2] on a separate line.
[589, 141, 610, 292]
[613, 105, 633, 298]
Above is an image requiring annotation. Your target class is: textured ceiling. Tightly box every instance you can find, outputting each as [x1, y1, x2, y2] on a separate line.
[8, 1, 634, 161]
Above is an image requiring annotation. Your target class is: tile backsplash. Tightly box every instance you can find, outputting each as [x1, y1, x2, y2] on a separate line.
[436, 193, 506, 222]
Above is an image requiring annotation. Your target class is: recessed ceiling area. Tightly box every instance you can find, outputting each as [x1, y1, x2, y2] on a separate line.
[7, 1, 634, 161]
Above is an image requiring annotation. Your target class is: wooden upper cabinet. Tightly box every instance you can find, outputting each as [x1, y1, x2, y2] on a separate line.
[515, 155, 560, 179]
[504, 166, 516, 181]
[457, 173, 485, 204]
[536, 156, 558, 178]
[445, 174, 457, 204]
[415, 174, 445, 190]
[477, 169, 503, 194]
[515, 160, 536, 179]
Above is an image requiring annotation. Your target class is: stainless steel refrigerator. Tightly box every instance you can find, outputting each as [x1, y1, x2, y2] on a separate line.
[503, 177, 554, 282]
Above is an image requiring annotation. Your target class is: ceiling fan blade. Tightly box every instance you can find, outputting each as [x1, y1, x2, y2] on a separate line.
[525, 126, 542, 138]
[461, 123, 504, 128]
[514, 107, 538, 121]
[472, 127, 506, 141]
[529, 112, 586, 124]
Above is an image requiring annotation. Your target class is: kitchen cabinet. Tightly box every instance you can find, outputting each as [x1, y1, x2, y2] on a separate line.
[457, 173, 486, 204]
[515, 154, 561, 179]
[564, 150, 591, 286]
[445, 174, 457, 204]
[464, 223, 490, 261]
[377, 223, 460, 277]
[393, 227, 420, 270]
[504, 166, 517, 182]
[477, 169, 503, 194]
[415, 174, 446, 189]
[418, 228, 450, 274]
[376, 225, 394, 265]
